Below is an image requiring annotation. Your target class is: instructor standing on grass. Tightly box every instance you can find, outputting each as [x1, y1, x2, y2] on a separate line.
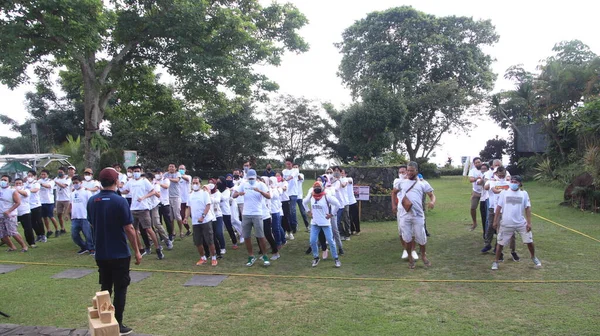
[87, 167, 142, 336]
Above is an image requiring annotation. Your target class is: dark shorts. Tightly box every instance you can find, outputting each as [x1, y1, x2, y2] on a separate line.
[41, 203, 55, 218]
[193, 223, 214, 247]
[132, 210, 152, 230]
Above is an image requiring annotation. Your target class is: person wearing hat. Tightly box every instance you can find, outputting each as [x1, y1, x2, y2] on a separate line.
[67, 165, 76, 179]
[491, 175, 542, 270]
[87, 167, 142, 336]
[82, 168, 102, 196]
[232, 169, 272, 267]
[303, 180, 342, 268]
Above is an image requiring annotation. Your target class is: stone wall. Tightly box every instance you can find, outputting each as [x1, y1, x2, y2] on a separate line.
[344, 166, 399, 189]
[358, 195, 395, 222]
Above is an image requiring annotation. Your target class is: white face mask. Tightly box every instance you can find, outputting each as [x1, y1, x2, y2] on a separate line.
[192, 184, 200, 191]
[127, 172, 133, 178]
[156, 174, 162, 180]
[15, 185, 23, 190]
[27, 177, 34, 183]
[207, 183, 215, 190]
[84, 175, 92, 181]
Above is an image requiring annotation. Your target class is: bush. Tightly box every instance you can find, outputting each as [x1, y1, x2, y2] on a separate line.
[418, 162, 440, 179]
[439, 167, 464, 176]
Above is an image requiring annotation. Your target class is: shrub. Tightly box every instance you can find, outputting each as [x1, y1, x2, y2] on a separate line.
[439, 167, 464, 176]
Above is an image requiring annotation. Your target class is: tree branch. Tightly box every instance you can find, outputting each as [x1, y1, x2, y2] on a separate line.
[99, 41, 137, 84]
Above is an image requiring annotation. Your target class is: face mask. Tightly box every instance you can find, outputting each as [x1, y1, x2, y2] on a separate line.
[179, 169, 185, 175]
[277, 176, 283, 182]
[133, 172, 141, 179]
[244, 167, 249, 174]
[27, 177, 34, 183]
[326, 173, 333, 179]
[233, 174, 240, 180]
[509, 183, 520, 191]
[57, 173, 64, 178]
[314, 188, 322, 194]
[267, 167, 272, 171]
[73, 184, 81, 190]
[399, 173, 405, 178]
[15, 185, 23, 190]
[333, 172, 341, 178]
[226, 180, 234, 188]
[192, 184, 200, 191]
[207, 183, 215, 190]
[248, 179, 256, 186]
[84, 175, 92, 181]
[127, 172, 133, 178]
[156, 174, 162, 180]
[0, 181, 8, 188]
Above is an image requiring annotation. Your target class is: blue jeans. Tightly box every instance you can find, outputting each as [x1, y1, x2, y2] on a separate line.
[214, 217, 226, 249]
[71, 218, 94, 251]
[296, 198, 310, 228]
[288, 195, 298, 233]
[271, 212, 284, 247]
[310, 225, 338, 259]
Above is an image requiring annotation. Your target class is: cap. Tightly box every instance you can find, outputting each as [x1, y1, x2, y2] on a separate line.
[84, 168, 93, 174]
[313, 181, 323, 188]
[512, 175, 523, 184]
[68, 165, 76, 170]
[98, 167, 119, 184]
[247, 169, 257, 178]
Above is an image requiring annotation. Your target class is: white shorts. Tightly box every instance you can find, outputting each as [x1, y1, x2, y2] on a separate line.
[498, 225, 533, 246]
[400, 215, 427, 246]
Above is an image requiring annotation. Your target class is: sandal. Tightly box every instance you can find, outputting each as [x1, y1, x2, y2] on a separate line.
[422, 257, 431, 267]
[6, 248, 16, 252]
[408, 261, 416, 269]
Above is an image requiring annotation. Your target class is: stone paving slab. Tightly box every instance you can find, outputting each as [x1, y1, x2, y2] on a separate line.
[129, 271, 152, 283]
[183, 275, 228, 287]
[51, 269, 95, 279]
[0, 324, 151, 336]
[0, 264, 24, 274]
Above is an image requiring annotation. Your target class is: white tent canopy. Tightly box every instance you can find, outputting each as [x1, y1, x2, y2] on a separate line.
[0, 153, 72, 170]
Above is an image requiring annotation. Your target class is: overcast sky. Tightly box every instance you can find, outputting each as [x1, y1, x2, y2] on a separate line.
[2, 0, 599, 165]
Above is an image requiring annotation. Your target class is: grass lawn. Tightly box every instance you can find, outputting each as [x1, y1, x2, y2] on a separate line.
[0, 176, 599, 335]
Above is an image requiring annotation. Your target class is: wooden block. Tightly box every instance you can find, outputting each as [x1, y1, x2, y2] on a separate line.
[96, 291, 111, 312]
[92, 297, 98, 309]
[100, 310, 113, 324]
[89, 313, 119, 336]
[88, 307, 99, 319]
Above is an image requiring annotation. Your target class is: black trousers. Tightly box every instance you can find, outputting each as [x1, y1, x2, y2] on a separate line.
[17, 213, 34, 246]
[30, 206, 45, 236]
[281, 201, 291, 233]
[349, 203, 360, 233]
[96, 257, 131, 326]
[257, 218, 278, 254]
[159, 204, 173, 237]
[223, 215, 237, 244]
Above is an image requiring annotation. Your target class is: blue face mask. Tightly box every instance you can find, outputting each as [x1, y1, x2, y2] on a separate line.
[0, 181, 8, 188]
[179, 169, 185, 175]
[248, 179, 256, 186]
[226, 180, 234, 188]
[57, 173, 64, 178]
[509, 183, 519, 191]
[133, 172, 141, 179]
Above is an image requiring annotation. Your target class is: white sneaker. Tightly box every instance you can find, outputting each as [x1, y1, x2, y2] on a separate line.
[289, 233, 295, 240]
[166, 240, 173, 250]
[220, 249, 226, 255]
[411, 250, 419, 260]
[491, 261, 499, 270]
[285, 233, 290, 239]
[401, 250, 408, 260]
[239, 237, 245, 244]
[532, 257, 542, 268]
[270, 253, 280, 260]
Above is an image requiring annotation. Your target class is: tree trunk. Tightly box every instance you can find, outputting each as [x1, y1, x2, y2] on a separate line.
[81, 62, 102, 171]
[405, 140, 417, 162]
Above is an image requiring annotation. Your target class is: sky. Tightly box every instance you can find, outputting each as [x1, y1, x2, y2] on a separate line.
[1, 0, 599, 166]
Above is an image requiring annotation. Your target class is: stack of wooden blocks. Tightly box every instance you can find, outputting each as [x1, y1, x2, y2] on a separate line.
[88, 290, 119, 336]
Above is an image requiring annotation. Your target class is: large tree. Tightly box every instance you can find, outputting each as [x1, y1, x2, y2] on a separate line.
[0, 0, 308, 169]
[336, 6, 498, 161]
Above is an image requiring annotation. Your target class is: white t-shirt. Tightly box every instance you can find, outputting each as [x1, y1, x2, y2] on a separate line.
[16, 188, 31, 216]
[297, 173, 305, 198]
[469, 168, 484, 194]
[158, 178, 170, 205]
[39, 178, 55, 204]
[82, 180, 102, 196]
[331, 179, 348, 206]
[345, 177, 357, 205]
[54, 177, 72, 201]
[278, 181, 290, 202]
[303, 189, 341, 226]
[150, 183, 161, 209]
[497, 189, 531, 228]
[282, 168, 299, 196]
[70, 188, 91, 219]
[120, 177, 133, 199]
[270, 187, 282, 214]
[179, 175, 191, 203]
[0, 187, 17, 216]
[122, 178, 154, 211]
[211, 190, 223, 217]
[486, 180, 510, 209]
[237, 181, 269, 216]
[188, 190, 215, 224]
[397, 179, 434, 218]
[219, 189, 232, 216]
[25, 181, 41, 209]
[234, 179, 245, 203]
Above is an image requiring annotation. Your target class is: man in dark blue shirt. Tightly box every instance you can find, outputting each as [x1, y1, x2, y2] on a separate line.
[87, 167, 142, 336]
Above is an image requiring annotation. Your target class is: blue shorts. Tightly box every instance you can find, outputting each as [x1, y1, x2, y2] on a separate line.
[41, 204, 55, 218]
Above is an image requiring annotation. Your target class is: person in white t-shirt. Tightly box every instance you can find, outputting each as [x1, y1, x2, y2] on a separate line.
[206, 178, 225, 257]
[481, 166, 516, 258]
[14, 178, 36, 248]
[268, 176, 285, 249]
[329, 166, 350, 240]
[25, 170, 46, 242]
[282, 158, 299, 234]
[477, 163, 490, 239]
[38, 169, 59, 237]
[1, 175, 28, 252]
[147, 172, 172, 251]
[293, 164, 310, 231]
[218, 176, 239, 249]
[303, 181, 342, 268]
[54, 166, 71, 236]
[393, 162, 436, 269]
[491, 175, 542, 270]
[343, 170, 360, 235]
[187, 177, 218, 266]
[391, 165, 412, 260]
[178, 164, 192, 236]
[165, 164, 187, 238]
[154, 168, 175, 242]
[70, 176, 95, 255]
[468, 157, 484, 232]
[232, 169, 272, 267]
[82, 168, 102, 195]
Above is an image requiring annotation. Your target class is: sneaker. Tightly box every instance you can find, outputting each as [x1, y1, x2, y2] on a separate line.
[119, 324, 133, 335]
[211, 258, 218, 266]
[77, 249, 89, 255]
[312, 257, 320, 267]
[156, 248, 164, 260]
[168, 234, 174, 242]
[270, 253, 281, 261]
[220, 249, 226, 255]
[30, 244, 37, 248]
[339, 248, 344, 256]
[185, 230, 191, 236]
[55, 231, 60, 238]
[60, 229, 67, 234]
[401, 250, 408, 260]
[41, 235, 48, 243]
[196, 258, 207, 265]
[354, 232, 361, 236]
[334, 259, 342, 268]
[246, 256, 257, 267]
[262, 255, 271, 266]
[46, 231, 53, 238]
[35, 235, 42, 243]
[89, 250, 95, 257]
[305, 247, 312, 254]
[322, 250, 328, 259]
[289, 233, 295, 240]
[499, 252, 504, 262]
[341, 236, 347, 241]
[144, 247, 151, 256]
[166, 240, 173, 250]
[491, 261, 499, 270]
[481, 245, 492, 253]
[140, 249, 147, 257]
[285, 233, 290, 239]
[511, 251, 520, 262]
[411, 250, 419, 260]
[239, 237, 245, 244]
[532, 257, 542, 268]
[345, 236, 351, 241]
[21, 248, 28, 252]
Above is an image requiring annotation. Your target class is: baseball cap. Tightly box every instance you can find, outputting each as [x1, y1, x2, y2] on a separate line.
[84, 168, 93, 174]
[246, 169, 257, 178]
[512, 175, 523, 184]
[98, 167, 119, 184]
[68, 165, 76, 170]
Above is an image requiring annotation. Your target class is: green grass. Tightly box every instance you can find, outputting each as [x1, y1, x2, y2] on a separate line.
[1, 176, 599, 335]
